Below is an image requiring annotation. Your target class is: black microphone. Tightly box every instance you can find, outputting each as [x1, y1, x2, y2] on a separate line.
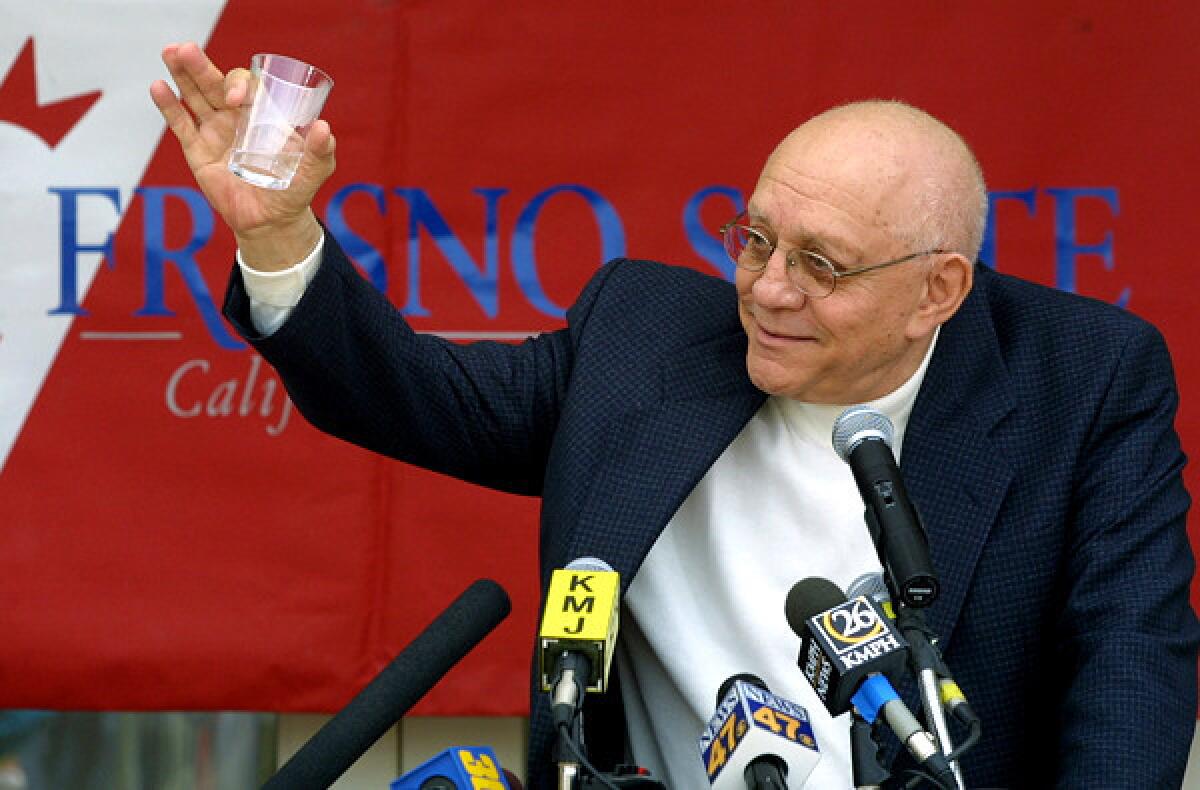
[832, 406, 938, 608]
[785, 578, 956, 790]
[261, 578, 512, 790]
[784, 578, 908, 716]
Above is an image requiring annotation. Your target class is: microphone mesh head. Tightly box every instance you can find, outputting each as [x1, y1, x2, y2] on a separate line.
[831, 406, 895, 460]
[565, 556, 614, 573]
[847, 571, 889, 602]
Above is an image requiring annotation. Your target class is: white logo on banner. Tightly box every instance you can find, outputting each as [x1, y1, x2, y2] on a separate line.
[0, 1, 227, 472]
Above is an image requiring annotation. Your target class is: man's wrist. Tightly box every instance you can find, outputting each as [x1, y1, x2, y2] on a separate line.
[235, 210, 324, 272]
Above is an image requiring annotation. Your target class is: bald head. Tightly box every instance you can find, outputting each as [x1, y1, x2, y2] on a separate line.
[739, 100, 981, 403]
[764, 100, 988, 261]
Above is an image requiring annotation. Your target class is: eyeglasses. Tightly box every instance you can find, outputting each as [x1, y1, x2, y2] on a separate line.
[719, 213, 944, 298]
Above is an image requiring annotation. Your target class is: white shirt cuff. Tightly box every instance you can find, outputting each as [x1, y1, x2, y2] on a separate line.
[237, 234, 324, 336]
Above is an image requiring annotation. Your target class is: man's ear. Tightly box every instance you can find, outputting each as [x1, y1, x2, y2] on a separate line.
[906, 253, 973, 338]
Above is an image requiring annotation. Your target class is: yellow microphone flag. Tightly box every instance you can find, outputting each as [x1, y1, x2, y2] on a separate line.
[538, 567, 620, 693]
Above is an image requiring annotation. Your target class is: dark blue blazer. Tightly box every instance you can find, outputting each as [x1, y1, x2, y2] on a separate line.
[225, 237, 1199, 789]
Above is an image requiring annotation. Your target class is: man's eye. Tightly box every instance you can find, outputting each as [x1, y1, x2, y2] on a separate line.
[804, 247, 839, 269]
[745, 231, 772, 251]
[800, 251, 832, 273]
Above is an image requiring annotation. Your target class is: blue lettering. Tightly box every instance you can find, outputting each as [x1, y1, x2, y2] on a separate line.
[511, 184, 625, 319]
[48, 187, 121, 315]
[393, 187, 507, 318]
[324, 183, 389, 292]
[134, 187, 244, 350]
[1046, 187, 1127, 306]
[683, 186, 744, 280]
[980, 189, 1037, 270]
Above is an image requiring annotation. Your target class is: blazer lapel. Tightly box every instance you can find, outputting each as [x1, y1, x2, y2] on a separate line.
[565, 327, 767, 588]
[901, 272, 1016, 648]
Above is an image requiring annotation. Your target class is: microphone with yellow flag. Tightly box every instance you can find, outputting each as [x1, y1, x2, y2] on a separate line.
[538, 557, 620, 726]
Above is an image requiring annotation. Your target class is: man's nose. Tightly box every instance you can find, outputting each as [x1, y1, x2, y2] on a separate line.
[751, 252, 806, 309]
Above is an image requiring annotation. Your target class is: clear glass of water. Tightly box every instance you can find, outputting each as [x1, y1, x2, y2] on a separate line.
[227, 54, 333, 190]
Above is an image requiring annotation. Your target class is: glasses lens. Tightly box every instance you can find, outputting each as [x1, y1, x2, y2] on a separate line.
[790, 251, 836, 297]
[726, 224, 772, 270]
[723, 224, 744, 265]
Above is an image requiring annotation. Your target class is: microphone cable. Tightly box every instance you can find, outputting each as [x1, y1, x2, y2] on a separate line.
[555, 713, 622, 790]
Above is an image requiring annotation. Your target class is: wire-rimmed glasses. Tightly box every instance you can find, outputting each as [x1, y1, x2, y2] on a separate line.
[720, 213, 944, 298]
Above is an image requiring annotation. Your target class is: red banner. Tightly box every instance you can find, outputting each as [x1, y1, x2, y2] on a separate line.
[1, 1, 1198, 715]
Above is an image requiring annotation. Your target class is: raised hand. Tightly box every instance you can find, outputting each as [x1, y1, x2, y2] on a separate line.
[149, 42, 332, 269]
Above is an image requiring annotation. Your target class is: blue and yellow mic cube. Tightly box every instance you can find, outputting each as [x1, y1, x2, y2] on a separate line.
[390, 745, 512, 789]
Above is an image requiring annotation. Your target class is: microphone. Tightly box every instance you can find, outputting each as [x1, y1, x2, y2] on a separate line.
[539, 557, 620, 790]
[262, 579, 512, 790]
[848, 572, 979, 786]
[698, 673, 821, 789]
[785, 578, 956, 790]
[846, 572, 891, 615]
[537, 557, 620, 727]
[391, 745, 515, 789]
[847, 571, 978, 719]
[785, 578, 908, 716]
[832, 406, 938, 608]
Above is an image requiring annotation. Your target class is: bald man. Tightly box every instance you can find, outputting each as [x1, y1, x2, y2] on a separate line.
[156, 44, 1198, 788]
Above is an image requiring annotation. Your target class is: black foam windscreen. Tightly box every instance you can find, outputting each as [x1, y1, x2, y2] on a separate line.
[716, 672, 770, 706]
[784, 577, 847, 637]
[262, 578, 512, 790]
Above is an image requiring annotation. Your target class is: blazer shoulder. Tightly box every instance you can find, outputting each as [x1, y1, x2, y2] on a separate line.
[958, 265, 1179, 448]
[568, 258, 739, 338]
[972, 264, 1166, 360]
[584, 258, 734, 303]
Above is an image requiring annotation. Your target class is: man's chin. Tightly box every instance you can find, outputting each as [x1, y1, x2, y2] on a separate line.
[745, 356, 812, 400]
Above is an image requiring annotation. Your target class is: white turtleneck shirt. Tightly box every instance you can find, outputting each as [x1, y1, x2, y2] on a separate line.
[617, 333, 937, 790]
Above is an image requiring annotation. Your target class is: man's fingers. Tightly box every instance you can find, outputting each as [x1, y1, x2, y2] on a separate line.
[162, 44, 214, 120]
[149, 79, 197, 149]
[162, 41, 228, 120]
[176, 42, 230, 111]
[224, 68, 255, 108]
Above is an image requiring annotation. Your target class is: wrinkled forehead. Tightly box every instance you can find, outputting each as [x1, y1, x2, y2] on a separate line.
[748, 121, 918, 251]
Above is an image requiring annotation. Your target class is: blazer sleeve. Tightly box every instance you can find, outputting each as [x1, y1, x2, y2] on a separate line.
[1054, 320, 1200, 787]
[221, 231, 618, 496]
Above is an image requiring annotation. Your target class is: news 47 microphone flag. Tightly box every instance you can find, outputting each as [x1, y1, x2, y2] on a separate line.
[698, 675, 821, 789]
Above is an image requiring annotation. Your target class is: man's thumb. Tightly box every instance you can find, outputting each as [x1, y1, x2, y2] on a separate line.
[295, 120, 336, 187]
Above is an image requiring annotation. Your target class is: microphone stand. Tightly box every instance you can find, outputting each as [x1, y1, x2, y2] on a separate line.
[549, 655, 667, 790]
[893, 606, 964, 790]
[554, 714, 582, 790]
[551, 656, 586, 790]
[561, 716, 668, 789]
